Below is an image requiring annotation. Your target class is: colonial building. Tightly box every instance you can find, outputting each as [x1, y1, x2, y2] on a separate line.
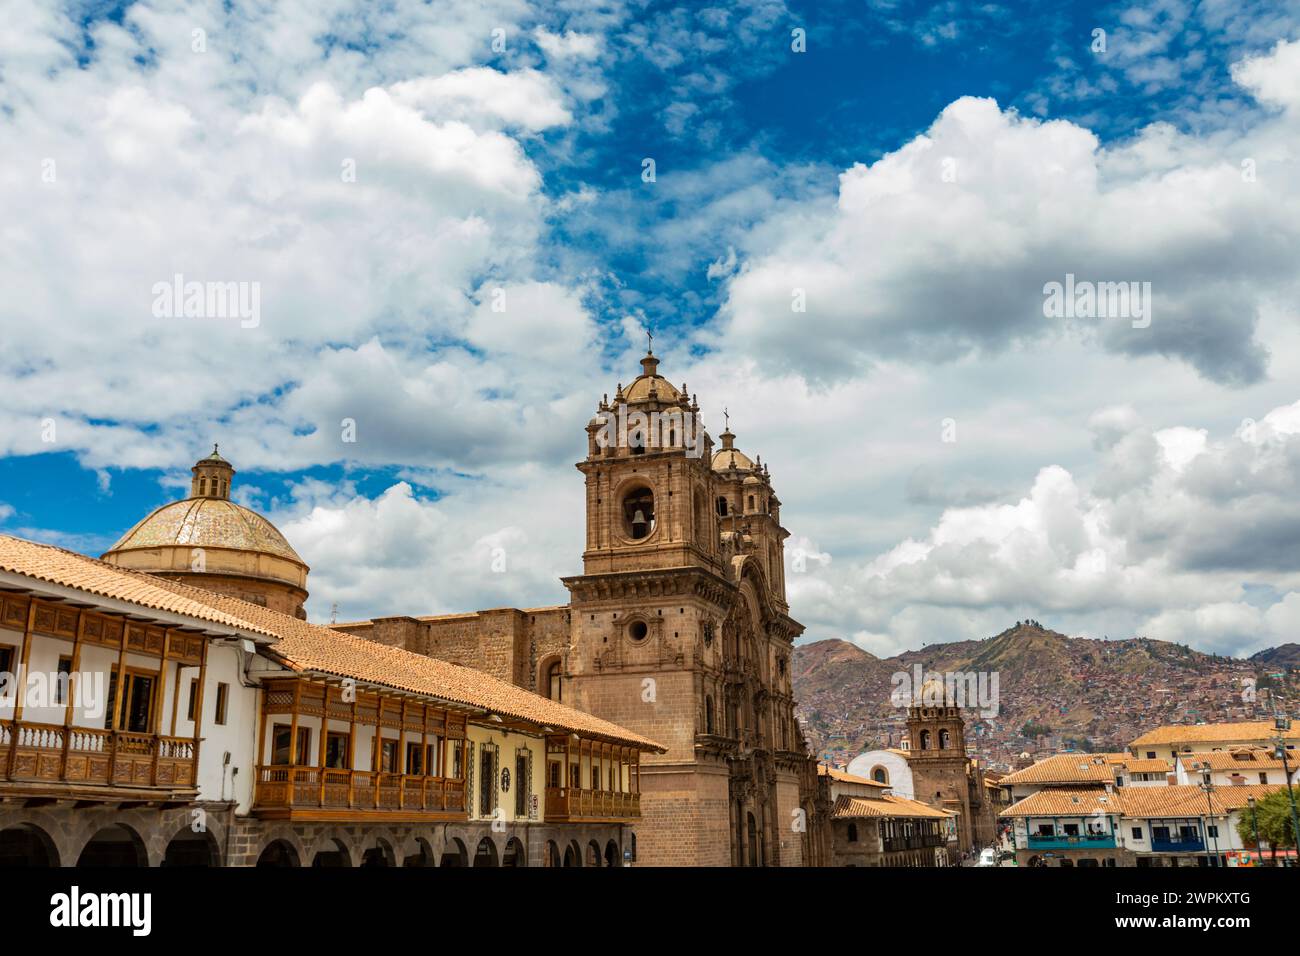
[1129, 721, 1300, 763]
[0, 524, 661, 866]
[820, 765, 955, 867]
[336, 348, 828, 866]
[1003, 781, 1287, 868]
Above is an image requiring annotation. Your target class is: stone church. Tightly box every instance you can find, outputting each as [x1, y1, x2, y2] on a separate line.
[336, 348, 829, 866]
[847, 680, 1001, 856]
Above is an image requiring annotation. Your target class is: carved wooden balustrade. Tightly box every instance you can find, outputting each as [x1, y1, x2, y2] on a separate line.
[251, 677, 470, 820]
[254, 765, 466, 813]
[544, 787, 641, 821]
[0, 719, 197, 789]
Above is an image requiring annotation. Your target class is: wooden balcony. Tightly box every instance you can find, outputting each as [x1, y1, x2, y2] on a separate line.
[545, 787, 641, 823]
[253, 765, 466, 822]
[0, 718, 197, 799]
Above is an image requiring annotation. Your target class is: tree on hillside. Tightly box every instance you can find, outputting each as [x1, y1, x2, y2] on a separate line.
[1235, 790, 1297, 864]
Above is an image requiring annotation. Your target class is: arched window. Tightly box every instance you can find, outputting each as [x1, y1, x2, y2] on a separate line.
[939, 729, 951, 749]
[199, 477, 207, 496]
[871, 766, 888, 785]
[545, 661, 561, 702]
[716, 496, 728, 516]
[623, 487, 655, 540]
[919, 730, 931, 750]
[748, 495, 755, 511]
[705, 696, 715, 735]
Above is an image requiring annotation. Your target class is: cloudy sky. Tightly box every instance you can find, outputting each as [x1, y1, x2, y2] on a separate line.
[2, 0, 1300, 659]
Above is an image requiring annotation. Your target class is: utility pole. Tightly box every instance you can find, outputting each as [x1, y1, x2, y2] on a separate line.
[1271, 704, 1299, 865]
[1197, 762, 1219, 867]
[1247, 795, 1262, 867]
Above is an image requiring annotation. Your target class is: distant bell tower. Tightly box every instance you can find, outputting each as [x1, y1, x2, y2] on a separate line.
[905, 679, 975, 853]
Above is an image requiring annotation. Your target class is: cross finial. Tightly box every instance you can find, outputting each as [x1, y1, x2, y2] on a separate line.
[212, 443, 219, 455]
[724, 407, 730, 430]
[647, 329, 653, 354]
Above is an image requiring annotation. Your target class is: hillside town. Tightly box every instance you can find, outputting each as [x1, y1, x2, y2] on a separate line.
[794, 623, 1296, 773]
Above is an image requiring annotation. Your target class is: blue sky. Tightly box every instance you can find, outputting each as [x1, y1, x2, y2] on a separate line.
[3, 0, 1300, 656]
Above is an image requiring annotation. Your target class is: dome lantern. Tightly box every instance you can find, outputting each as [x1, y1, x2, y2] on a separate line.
[191, 444, 235, 500]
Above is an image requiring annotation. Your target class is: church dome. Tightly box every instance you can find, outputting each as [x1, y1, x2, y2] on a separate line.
[710, 425, 755, 472]
[101, 446, 310, 617]
[621, 350, 683, 404]
[105, 497, 305, 566]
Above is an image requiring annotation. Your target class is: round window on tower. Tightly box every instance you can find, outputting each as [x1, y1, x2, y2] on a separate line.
[627, 619, 649, 643]
[622, 485, 656, 540]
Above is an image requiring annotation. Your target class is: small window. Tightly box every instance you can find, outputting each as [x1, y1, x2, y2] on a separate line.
[1207, 825, 1219, 838]
[0, 646, 13, 676]
[716, 496, 728, 516]
[1146, 751, 1156, 759]
[199, 477, 207, 496]
[545, 660, 562, 702]
[55, 656, 73, 705]
[326, 732, 350, 769]
[847, 822, 859, 843]
[452, 741, 464, 778]
[380, 739, 398, 773]
[549, 761, 562, 788]
[186, 678, 199, 720]
[214, 682, 229, 725]
[270, 724, 312, 765]
[1260, 772, 1268, 784]
[406, 741, 423, 775]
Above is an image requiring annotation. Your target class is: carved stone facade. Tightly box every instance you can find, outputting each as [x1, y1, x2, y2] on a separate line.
[338, 348, 828, 866]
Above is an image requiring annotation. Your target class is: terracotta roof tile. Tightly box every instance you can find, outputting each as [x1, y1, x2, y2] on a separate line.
[0, 534, 663, 752]
[998, 753, 1128, 787]
[1177, 748, 1291, 772]
[819, 764, 889, 788]
[1122, 758, 1173, 774]
[0, 533, 278, 638]
[1002, 788, 1119, 818]
[832, 793, 953, 820]
[1130, 722, 1300, 747]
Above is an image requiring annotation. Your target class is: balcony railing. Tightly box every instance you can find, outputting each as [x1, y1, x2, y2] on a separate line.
[1151, 836, 1205, 853]
[1027, 833, 1117, 850]
[253, 765, 466, 815]
[883, 834, 946, 852]
[544, 787, 641, 822]
[0, 719, 196, 791]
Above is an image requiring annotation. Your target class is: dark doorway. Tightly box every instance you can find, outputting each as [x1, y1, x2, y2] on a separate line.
[77, 825, 147, 867]
[0, 825, 58, 866]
